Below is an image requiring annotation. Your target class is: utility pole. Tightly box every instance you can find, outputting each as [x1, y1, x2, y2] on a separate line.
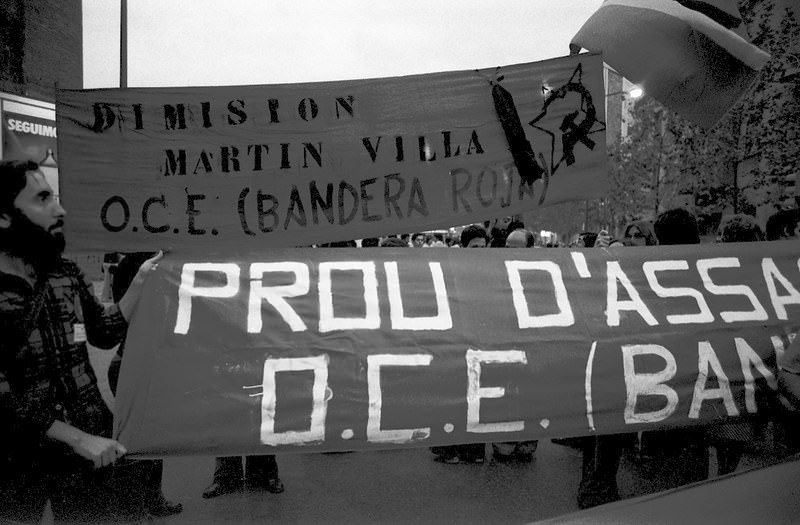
[120, 0, 127, 88]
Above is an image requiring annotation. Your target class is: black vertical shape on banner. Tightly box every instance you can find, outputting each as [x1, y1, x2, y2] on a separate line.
[490, 77, 544, 186]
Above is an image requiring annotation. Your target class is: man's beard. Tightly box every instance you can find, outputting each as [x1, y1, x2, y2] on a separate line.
[0, 210, 65, 270]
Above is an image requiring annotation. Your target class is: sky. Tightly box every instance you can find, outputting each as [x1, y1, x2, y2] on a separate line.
[82, 0, 603, 88]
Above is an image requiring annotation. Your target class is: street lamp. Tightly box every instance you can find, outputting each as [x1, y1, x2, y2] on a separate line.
[606, 86, 644, 99]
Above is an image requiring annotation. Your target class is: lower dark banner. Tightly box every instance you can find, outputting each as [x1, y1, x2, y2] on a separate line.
[114, 241, 800, 457]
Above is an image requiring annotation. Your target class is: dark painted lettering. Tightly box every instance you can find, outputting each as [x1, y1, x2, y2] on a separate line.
[221, 146, 240, 173]
[267, 99, 280, 123]
[257, 191, 279, 233]
[450, 168, 472, 212]
[227, 99, 247, 125]
[238, 187, 256, 236]
[384, 173, 405, 219]
[163, 149, 186, 176]
[362, 137, 382, 162]
[337, 181, 359, 225]
[284, 186, 308, 230]
[201, 101, 213, 128]
[247, 144, 268, 171]
[476, 167, 497, 207]
[360, 177, 380, 222]
[302, 143, 323, 168]
[309, 181, 335, 225]
[407, 177, 428, 217]
[334, 96, 355, 119]
[298, 98, 319, 121]
[186, 193, 206, 235]
[100, 196, 130, 232]
[142, 195, 169, 233]
[193, 150, 214, 174]
[164, 104, 187, 130]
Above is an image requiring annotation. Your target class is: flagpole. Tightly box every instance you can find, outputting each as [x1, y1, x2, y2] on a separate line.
[120, 0, 127, 88]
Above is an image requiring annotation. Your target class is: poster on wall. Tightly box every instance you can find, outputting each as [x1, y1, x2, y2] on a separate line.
[0, 93, 59, 198]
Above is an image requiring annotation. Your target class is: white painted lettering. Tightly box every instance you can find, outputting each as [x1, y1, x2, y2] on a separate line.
[318, 261, 380, 332]
[248, 262, 310, 333]
[697, 258, 768, 322]
[260, 355, 329, 445]
[606, 262, 658, 327]
[689, 341, 738, 418]
[643, 260, 714, 324]
[505, 260, 574, 328]
[384, 262, 452, 330]
[366, 354, 433, 443]
[174, 263, 240, 335]
[465, 349, 527, 433]
[762, 258, 800, 320]
[622, 344, 678, 424]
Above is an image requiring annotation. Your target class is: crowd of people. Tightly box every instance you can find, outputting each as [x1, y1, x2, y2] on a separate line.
[1, 158, 799, 522]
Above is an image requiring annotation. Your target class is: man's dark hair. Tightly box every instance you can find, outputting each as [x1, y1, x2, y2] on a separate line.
[654, 208, 700, 245]
[460, 224, 488, 247]
[765, 209, 800, 240]
[360, 237, 380, 247]
[578, 232, 597, 248]
[379, 237, 409, 248]
[0, 160, 39, 215]
[719, 214, 764, 243]
[318, 240, 357, 247]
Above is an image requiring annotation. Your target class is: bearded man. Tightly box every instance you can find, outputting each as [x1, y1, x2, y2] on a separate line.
[0, 160, 160, 523]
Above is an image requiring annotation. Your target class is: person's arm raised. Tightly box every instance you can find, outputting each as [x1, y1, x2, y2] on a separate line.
[117, 251, 164, 322]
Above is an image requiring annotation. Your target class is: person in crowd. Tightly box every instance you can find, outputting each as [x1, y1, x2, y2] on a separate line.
[705, 214, 764, 475]
[504, 228, 536, 248]
[430, 224, 489, 464]
[318, 240, 357, 247]
[490, 228, 539, 463]
[653, 207, 700, 245]
[717, 214, 764, 243]
[0, 160, 160, 523]
[644, 207, 710, 486]
[622, 220, 659, 247]
[572, 231, 598, 248]
[575, 220, 660, 508]
[380, 237, 410, 248]
[765, 208, 800, 241]
[426, 232, 447, 248]
[107, 252, 182, 517]
[488, 216, 525, 247]
[778, 337, 800, 411]
[411, 233, 427, 248]
[360, 237, 380, 247]
[202, 455, 284, 498]
[459, 224, 489, 249]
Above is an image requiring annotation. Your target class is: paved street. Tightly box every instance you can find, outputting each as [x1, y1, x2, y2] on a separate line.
[159, 443, 582, 525]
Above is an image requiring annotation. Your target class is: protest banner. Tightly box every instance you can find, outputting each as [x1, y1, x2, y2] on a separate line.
[114, 241, 799, 457]
[56, 54, 606, 255]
